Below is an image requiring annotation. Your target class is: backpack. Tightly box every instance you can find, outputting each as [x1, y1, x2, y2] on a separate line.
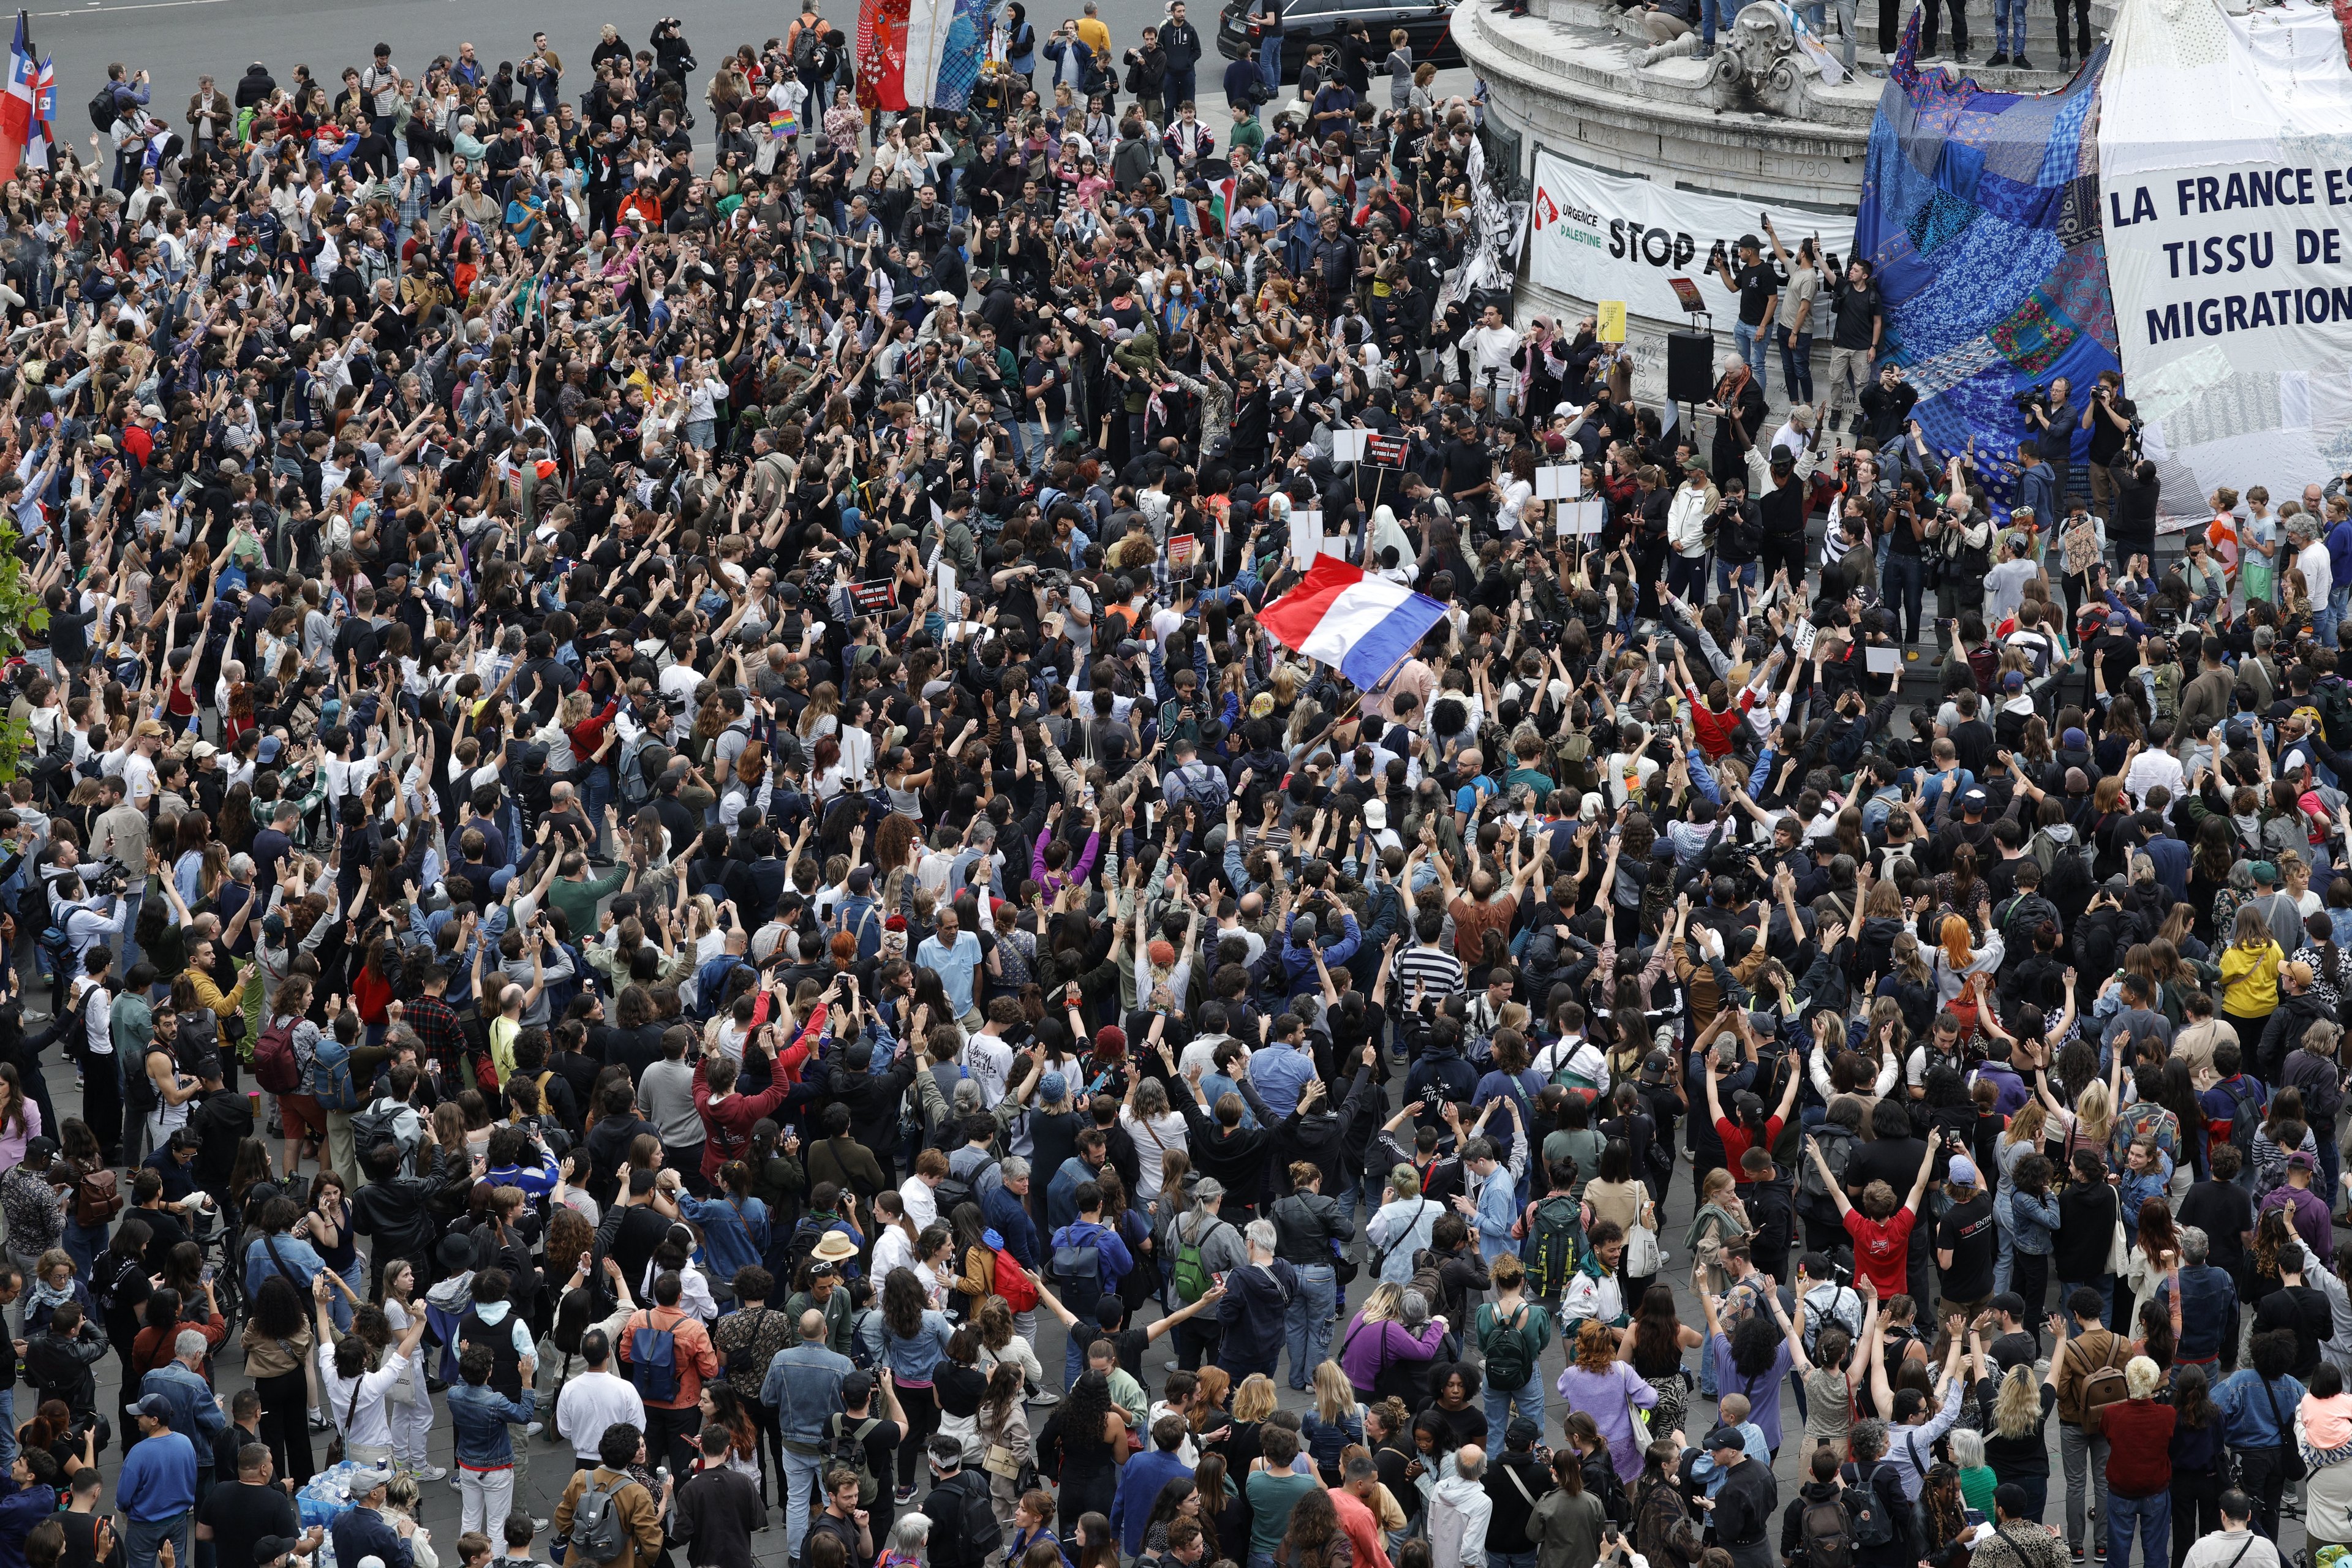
[571, 1474, 633, 1564]
[790, 23, 823, 70]
[2318, 675, 2352, 748]
[628, 1310, 680, 1403]
[350, 1099, 415, 1170]
[73, 1166, 123, 1227]
[1049, 1223, 1106, 1311]
[255, 1020, 306, 1090]
[619, 730, 660, 811]
[1477, 1301, 1540, 1392]
[827, 899, 883, 964]
[1172, 1215, 1215, 1305]
[935, 1153, 998, 1215]
[1520, 1195, 1580, 1305]
[2073, 1335, 2131, 1435]
[2221, 1076, 2264, 1163]
[828, 1413, 883, 1504]
[1848, 1466, 1899, 1548]
[307, 1035, 360, 1111]
[1800, 1495, 1855, 1568]
[993, 1247, 1039, 1310]
[1798, 1125, 1856, 1224]
[88, 85, 117, 133]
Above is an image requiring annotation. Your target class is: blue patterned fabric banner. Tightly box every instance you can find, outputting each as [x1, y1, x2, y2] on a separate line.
[932, 0, 987, 108]
[1854, 14, 2119, 512]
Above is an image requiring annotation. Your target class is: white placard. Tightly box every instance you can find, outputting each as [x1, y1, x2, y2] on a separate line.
[1330, 429, 1370, 463]
[1865, 644, 1903, 675]
[1555, 499, 1607, 536]
[1534, 466, 1582, 502]
[1289, 508, 1321, 570]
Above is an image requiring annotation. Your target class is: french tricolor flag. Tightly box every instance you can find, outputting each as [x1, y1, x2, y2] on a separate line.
[0, 13, 33, 176]
[1257, 556, 1449, 691]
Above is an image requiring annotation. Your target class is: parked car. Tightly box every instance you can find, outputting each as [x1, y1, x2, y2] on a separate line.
[1215, 0, 1463, 85]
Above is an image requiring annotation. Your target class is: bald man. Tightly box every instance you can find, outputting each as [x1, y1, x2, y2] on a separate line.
[763, 1308, 855, 1558]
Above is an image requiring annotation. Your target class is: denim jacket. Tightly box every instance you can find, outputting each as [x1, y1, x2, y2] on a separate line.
[448, 1382, 538, 1469]
[761, 1342, 852, 1449]
[2000, 1188, 2060, 1257]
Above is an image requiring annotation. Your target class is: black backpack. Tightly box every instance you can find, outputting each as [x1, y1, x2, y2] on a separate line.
[1848, 1467, 1907, 1551]
[828, 1413, 883, 1505]
[1800, 1495, 1854, 1568]
[88, 85, 117, 132]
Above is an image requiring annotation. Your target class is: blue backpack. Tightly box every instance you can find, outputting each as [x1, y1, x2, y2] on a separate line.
[309, 1035, 361, 1111]
[628, 1310, 679, 1402]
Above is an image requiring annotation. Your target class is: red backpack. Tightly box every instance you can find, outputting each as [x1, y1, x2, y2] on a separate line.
[254, 1017, 301, 1095]
[993, 1249, 1039, 1310]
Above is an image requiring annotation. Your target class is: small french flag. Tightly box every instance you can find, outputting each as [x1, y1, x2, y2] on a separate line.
[1257, 556, 1449, 692]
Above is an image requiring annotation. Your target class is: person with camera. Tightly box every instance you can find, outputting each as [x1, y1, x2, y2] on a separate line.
[2079, 371, 2138, 521]
[1708, 234, 1784, 396]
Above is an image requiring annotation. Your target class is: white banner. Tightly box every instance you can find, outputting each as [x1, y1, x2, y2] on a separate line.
[1526, 149, 1857, 328]
[2098, 0, 2352, 492]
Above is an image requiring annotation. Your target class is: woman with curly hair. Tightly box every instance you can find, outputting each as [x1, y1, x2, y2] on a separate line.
[1556, 1317, 1657, 1484]
[1276, 1486, 1351, 1568]
[1036, 1370, 1128, 1532]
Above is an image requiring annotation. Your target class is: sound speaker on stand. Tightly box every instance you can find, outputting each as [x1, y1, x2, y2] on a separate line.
[1666, 330, 1716, 405]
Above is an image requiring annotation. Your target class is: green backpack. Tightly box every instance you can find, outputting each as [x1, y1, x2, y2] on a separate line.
[1172, 1214, 1216, 1304]
[1478, 1301, 1542, 1392]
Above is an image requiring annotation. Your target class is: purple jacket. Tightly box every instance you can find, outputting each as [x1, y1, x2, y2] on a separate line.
[1335, 1311, 1446, 1395]
[2263, 1182, 2335, 1266]
[1033, 829, 1101, 896]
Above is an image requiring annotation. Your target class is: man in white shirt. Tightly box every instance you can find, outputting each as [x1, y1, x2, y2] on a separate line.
[2296, 515, 2333, 616]
[900, 1150, 946, 1231]
[1463, 304, 1520, 402]
[2182, 1491, 2280, 1568]
[554, 1327, 647, 1473]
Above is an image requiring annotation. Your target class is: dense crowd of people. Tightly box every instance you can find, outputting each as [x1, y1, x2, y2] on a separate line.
[0, 17, 2351, 1568]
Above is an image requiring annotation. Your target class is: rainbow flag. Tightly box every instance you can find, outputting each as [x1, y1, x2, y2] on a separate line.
[769, 108, 799, 135]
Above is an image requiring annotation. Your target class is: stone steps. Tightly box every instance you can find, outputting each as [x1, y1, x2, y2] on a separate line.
[1511, 0, 2118, 97]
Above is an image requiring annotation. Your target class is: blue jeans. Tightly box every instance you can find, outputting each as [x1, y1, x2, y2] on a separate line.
[119, 888, 145, 972]
[63, 1219, 105, 1283]
[126, 1512, 191, 1568]
[1733, 317, 1768, 394]
[329, 1257, 368, 1332]
[2057, 1279, 2114, 1333]
[584, 765, 614, 853]
[2325, 584, 2350, 647]
[1991, 0, 2026, 52]
[1483, 1378, 1544, 1452]
[0, 1386, 16, 1470]
[1257, 34, 1283, 92]
[1491, 1553, 1538, 1568]
[2106, 1489, 2169, 1568]
[1715, 558, 1757, 597]
[1700, 0, 1728, 50]
[782, 1447, 825, 1559]
[1286, 1263, 1337, 1389]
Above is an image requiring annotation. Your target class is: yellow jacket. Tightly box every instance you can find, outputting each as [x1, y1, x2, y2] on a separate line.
[2217, 938, 2282, 1016]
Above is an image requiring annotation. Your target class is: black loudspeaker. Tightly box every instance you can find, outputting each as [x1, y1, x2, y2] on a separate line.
[1666, 330, 1716, 404]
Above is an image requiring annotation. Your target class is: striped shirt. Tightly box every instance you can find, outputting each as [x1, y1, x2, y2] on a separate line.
[1392, 943, 1466, 1003]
